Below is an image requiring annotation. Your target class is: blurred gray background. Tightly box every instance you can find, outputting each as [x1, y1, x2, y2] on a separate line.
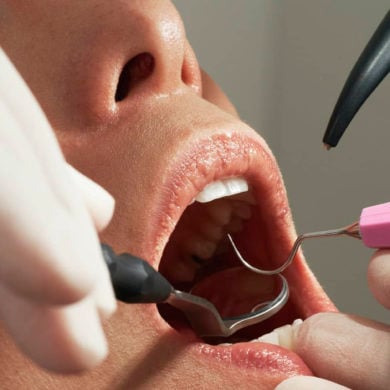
[173, 0, 389, 323]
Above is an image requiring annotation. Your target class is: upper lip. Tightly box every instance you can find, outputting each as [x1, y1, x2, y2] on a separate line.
[151, 124, 292, 266]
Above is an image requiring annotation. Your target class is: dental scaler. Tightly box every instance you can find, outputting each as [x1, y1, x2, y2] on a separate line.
[229, 202, 390, 276]
[230, 10, 390, 275]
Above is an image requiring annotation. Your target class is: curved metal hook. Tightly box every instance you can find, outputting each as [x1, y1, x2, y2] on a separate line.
[228, 222, 361, 276]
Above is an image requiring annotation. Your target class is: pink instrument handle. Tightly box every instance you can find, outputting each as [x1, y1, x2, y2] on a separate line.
[360, 202, 390, 248]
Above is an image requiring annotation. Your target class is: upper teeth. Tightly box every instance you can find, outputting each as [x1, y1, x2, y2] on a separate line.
[195, 177, 249, 203]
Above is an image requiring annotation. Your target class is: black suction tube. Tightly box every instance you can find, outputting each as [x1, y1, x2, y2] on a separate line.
[323, 10, 390, 148]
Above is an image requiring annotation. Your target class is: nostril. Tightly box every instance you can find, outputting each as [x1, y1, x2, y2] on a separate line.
[181, 43, 202, 95]
[115, 52, 155, 102]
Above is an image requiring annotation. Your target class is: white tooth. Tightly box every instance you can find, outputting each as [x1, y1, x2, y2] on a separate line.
[273, 318, 303, 350]
[250, 318, 303, 349]
[224, 177, 248, 196]
[195, 178, 248, 203]
[185, 238, 217, 260]
[196, 181, 226, 203]
[273, 324, 293, 350]
[258, 331, 280, 346]
[291, 318, 304, 349]
[292, 318, 303, 327]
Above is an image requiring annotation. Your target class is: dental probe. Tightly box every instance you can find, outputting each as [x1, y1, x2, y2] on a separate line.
[323, 9, 390, 148]
[228, 201, 390, 276]
[100, 244, 289, 337]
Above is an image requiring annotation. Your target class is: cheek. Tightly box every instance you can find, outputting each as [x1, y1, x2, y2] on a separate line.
[58, 122, 161, 254]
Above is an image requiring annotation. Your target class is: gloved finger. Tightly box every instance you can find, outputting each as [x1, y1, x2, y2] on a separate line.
[275, 375, 350, 389]
[368, 249, 390, 309]
[0, 282, 108, 373]
[0, 48, 66, 173]
[291, 313, 390, 390]
[0, 98, 90, 303]
[0, 124, 100, 305]
[66, 164, 115, 232]
[65, 164, 117, 317]
[88, 238, 117, 319]
[0, 51, 115, 308]
[0, 49, 111, 235]
[0, 49, 112, 235]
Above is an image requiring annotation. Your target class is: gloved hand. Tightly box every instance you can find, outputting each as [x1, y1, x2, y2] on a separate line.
[0, 48, 117, 373]
[276, 249, 390, 390]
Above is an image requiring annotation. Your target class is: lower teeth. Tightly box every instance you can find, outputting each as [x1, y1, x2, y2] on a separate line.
[251, 318, 303, 349]
[218, 318, 303, 350]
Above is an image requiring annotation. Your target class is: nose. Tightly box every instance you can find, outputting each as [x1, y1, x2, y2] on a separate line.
[0, 0, 203, 130]
[114, 1, 201, 103]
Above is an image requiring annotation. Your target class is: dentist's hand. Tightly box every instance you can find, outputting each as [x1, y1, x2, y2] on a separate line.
[0, 48, 117, 373]
[276, 250, 390, 390]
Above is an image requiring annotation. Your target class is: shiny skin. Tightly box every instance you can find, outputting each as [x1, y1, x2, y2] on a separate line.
[0, 1, 326, 388]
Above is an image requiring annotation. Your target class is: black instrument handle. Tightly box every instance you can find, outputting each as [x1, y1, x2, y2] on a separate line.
[101, 244, 172, 303]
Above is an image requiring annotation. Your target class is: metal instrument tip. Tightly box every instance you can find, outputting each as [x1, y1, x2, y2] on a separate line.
[323, 143, 332, 151]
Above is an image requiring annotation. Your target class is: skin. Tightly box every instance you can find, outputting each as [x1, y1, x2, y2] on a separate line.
[0, 1, 388, 389]
[0, 1, 311, 388]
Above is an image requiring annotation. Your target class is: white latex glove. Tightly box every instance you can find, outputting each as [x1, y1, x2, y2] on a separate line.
[0, 48, 117, 373]
[276, 250, 390, 390]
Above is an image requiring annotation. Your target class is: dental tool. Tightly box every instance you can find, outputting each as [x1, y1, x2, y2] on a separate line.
[228, 202, 390, 276]
[101, 244, 289, 337]
[231, 8, 390, 272]
[323, 9, 390, 148]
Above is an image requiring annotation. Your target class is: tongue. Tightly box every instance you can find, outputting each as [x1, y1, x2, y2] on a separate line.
[191, 267, 281, 317]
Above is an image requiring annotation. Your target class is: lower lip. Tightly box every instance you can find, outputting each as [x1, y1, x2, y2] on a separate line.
[157, 304, 313, 377]
[194, 338, 312, 376]
[155, 258, 337, 376]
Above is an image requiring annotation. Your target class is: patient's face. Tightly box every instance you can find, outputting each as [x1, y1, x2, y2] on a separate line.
[0, 1, 334, 388]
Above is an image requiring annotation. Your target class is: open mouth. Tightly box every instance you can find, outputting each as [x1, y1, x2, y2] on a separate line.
[158, 178, 300, 345]
[148, 131, 337, 370]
